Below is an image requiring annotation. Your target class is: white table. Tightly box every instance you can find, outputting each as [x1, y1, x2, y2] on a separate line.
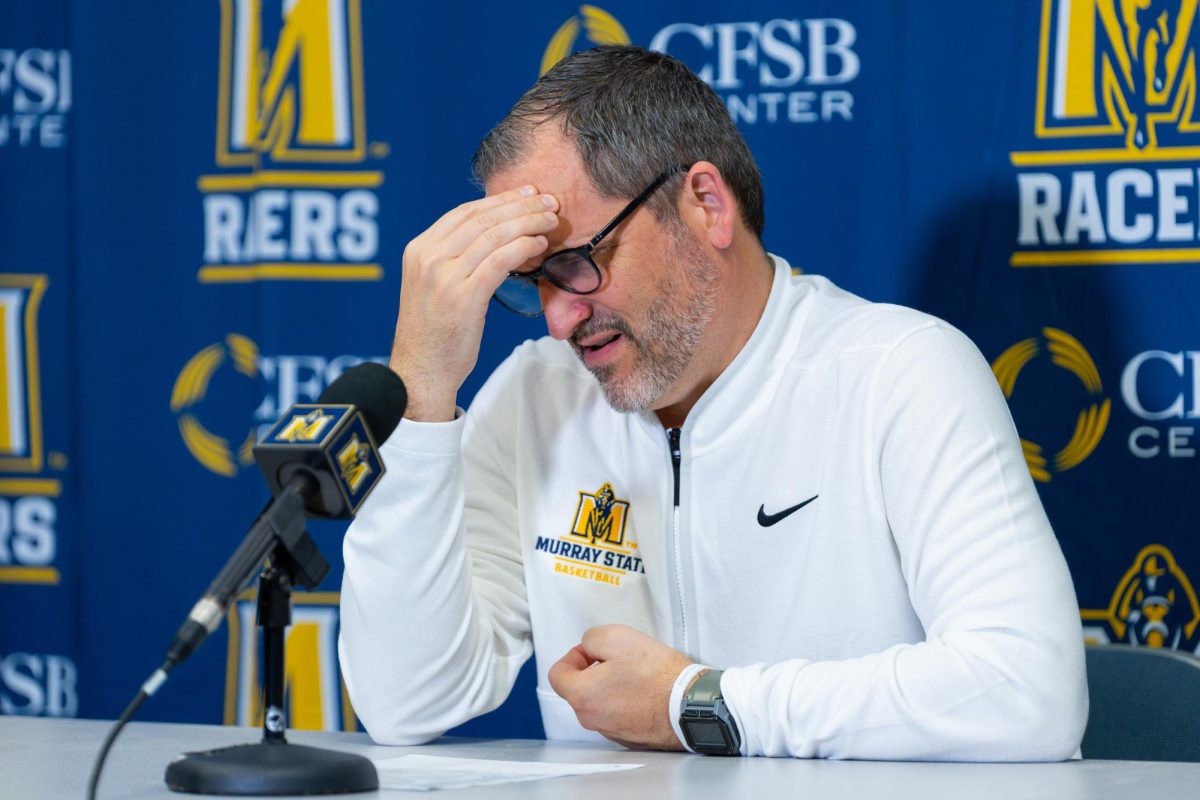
[4, 715, 1199, 799]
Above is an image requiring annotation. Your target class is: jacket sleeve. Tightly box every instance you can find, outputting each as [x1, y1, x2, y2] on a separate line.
[719, 322, 1089, 760]
[337, 356, 531, 745]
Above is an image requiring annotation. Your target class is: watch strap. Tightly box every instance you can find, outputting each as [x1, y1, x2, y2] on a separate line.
[685, 668, 724, 706]
[669, 663, 709, 753]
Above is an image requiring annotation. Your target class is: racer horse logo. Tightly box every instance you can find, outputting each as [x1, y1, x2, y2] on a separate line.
[1120, 0, 1186, 147]
[1081, 544, 1200, 649]
[569, 482, 630, 547]
[1035, 0, 1200, 149]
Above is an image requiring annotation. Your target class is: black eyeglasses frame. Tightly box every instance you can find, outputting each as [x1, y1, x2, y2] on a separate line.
[493, 164, 690, 317]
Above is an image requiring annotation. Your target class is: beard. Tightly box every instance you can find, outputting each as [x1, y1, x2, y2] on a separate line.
[569, 226, 719, 413]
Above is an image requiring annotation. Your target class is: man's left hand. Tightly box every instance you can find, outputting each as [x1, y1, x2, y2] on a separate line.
[548, 624, 694, 750]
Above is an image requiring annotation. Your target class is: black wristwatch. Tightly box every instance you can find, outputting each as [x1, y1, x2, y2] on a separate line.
[679, 669, 742, 755]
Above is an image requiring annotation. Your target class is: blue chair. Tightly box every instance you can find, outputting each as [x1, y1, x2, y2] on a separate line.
[1082, 644, 1200, 762]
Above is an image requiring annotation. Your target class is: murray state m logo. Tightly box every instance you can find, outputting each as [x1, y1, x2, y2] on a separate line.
[0, 276, 47, 472]
[199, 0, 381, 284]
[216, 0, 366, 165]
[570, 482, 630, 547]
[335, 433, 372, 494]
[1012, 2, 1200, 267]
[1037, 0, 1200, 149]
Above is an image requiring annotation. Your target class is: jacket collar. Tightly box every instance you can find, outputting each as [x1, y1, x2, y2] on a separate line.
[637, 253, 812, 452]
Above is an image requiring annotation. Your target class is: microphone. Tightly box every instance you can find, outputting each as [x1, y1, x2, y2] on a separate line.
[165, 362, 407, 667]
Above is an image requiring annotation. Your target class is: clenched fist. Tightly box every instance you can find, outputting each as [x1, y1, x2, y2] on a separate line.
[549, 624, 694, 750]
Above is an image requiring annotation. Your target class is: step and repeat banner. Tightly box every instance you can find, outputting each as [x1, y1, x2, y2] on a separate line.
[2, 1, 1198, 738]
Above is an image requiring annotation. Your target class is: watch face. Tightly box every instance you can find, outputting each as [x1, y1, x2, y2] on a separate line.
[682, 718, 734, 752]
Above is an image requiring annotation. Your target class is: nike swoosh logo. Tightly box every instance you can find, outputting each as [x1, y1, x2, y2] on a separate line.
[757, 495, 819, 527]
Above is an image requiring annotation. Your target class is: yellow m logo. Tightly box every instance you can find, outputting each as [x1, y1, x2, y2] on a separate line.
[570, 483, 629, 546]
[216, 0, 367, 165]
[226, 593, 358, 731]
[0, 276, 47, 472]
[277, 409, 333, 442]
[335, 434, 371, 493]
[1037, 0, 1200, 149]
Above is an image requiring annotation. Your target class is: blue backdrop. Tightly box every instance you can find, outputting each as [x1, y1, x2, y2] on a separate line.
[2, 0, 1198, 739]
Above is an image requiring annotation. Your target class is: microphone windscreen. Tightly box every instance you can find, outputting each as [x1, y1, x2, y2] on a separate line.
[319, 362, 407, 445]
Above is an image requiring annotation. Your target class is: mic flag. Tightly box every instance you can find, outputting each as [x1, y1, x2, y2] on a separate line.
[253, 362, 406, 518]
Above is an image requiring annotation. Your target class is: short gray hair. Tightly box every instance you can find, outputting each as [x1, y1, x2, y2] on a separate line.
[472, 46, 765, 239]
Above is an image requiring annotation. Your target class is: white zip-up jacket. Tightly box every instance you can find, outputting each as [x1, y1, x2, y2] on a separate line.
[340, 255, 1088, 760]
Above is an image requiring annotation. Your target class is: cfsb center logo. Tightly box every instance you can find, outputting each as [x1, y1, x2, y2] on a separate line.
[542, 6, 859, 127]
[199, 0, 385, 284]
[993, 326, 1199, 481]
[0, 48, 71, 148]
[992, 328, 1111, 482]
[171, 333, 385, 478]
[1013, 0, 1200, 266]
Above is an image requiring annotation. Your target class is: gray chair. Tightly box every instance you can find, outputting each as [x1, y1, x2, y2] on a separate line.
[1082, 643, 1200, 761]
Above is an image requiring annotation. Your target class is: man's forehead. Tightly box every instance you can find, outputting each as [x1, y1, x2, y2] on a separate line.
[487, 139, 588, 199]
[484, 132, 617, 244]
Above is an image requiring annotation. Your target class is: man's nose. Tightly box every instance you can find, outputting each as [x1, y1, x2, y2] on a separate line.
[540, 282, 592, 341]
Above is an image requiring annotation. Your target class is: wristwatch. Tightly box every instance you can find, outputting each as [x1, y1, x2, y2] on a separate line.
[679, 669, 742, 755]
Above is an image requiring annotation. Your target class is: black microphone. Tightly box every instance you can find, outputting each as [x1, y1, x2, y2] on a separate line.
[165, 362, 407, 667]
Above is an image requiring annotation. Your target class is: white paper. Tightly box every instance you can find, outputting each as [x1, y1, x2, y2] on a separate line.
[370, 753, 642, 792]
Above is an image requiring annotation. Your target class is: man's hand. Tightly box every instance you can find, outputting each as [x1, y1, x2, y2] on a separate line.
[548, 624, 694, 750]
[390, 186, 560, 422]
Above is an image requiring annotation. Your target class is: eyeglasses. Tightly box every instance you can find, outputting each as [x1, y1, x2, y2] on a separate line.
[492, 165, 688, 317]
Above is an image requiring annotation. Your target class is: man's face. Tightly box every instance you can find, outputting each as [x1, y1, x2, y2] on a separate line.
[486, 130, 719, 413]
[565, 222, 718, 412]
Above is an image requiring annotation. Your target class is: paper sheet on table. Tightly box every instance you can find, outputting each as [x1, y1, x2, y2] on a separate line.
[371, 753, 642, 792]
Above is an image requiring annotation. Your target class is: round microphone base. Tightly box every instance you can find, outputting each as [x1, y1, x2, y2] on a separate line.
[165, 740, 379, 795]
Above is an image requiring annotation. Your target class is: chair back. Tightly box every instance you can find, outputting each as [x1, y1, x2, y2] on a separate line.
[1082, 644, 1200, 762]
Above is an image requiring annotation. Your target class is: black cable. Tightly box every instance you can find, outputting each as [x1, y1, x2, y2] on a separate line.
[86, 661, 173, 800]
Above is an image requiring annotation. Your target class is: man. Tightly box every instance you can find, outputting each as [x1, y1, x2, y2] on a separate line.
[339, 46, 1088, 759]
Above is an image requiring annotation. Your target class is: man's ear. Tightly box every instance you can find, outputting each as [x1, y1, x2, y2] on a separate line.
[678, 161, 736, 250]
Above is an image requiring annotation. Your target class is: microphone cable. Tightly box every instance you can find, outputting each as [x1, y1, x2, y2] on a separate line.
[86, 660, 173, 800]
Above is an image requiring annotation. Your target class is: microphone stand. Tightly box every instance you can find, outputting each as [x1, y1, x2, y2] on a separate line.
[164, 512, 378, 795]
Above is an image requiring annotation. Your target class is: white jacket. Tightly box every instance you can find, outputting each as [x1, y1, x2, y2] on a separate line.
[339, 255, 1088, 760]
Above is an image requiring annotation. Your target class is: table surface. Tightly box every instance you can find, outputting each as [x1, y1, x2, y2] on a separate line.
[4, 715, 1200, 800]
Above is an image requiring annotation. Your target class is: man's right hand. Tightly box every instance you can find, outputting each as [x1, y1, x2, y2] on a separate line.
[390, 185, 560, 422]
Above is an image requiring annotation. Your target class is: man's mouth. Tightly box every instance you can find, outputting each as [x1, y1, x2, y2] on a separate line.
[580, 332, 621, 351]
[576, 331, 625, 366]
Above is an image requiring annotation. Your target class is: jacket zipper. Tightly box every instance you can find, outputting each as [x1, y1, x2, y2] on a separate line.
[667, 428, 688, 653]
[668, 428, 682, 506]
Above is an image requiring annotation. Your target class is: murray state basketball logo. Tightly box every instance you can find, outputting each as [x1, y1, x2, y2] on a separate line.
[570, 481, 628, 546]
[1012, 1, 1200, 267]
[1082, 544, 1200, 651]
[535, 482, 643, 587]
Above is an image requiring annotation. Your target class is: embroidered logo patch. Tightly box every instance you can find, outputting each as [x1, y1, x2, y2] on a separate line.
[535, 482, 645, 587]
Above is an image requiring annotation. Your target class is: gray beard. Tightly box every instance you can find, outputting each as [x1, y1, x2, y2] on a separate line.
[570, 230, 718, 413]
